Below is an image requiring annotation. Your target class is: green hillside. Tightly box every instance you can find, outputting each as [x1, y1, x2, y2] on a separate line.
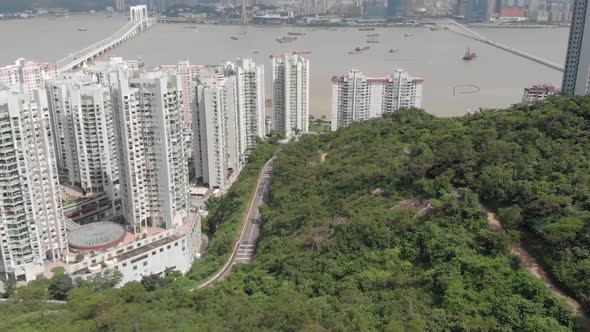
[3, 96, 590, 331]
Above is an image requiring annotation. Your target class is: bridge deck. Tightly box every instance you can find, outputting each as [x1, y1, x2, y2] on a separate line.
[57, 18, 153, 72]
[448, 20, 564, 72]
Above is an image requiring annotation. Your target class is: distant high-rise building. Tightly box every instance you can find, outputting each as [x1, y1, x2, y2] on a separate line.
[193, 66, 242, 192]
[528, 0, 539, 21]
[331, 68, 423, 131]
[241, 0, 247, 24]
[0, 87, 67, 283]
[46, 77, 120, 208]
[465, 0, 492, 21]
[193, 59, 265, 191]
[499, 6, 525, 17]
[116, 0, 126, 11]
[271, 54, 309, 138]
[455, 0, 467, 16]
[562, 0, 590, 95]
[0, 59, 58, 98]
[227, 58, 265, 151]
[387, 0, 405, 16]
[160, 60, 203, 125]
[547, 2, 572, 23]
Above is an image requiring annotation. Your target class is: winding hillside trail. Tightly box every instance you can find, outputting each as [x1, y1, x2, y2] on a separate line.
[485, 208, 588, 322]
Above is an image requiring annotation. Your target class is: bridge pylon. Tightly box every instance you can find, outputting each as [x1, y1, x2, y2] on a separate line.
[130, 5, 148, 31]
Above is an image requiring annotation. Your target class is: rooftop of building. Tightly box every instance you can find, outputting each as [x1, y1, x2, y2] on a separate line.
[525, 84, 558, 93]
[67, 221, 127, 251]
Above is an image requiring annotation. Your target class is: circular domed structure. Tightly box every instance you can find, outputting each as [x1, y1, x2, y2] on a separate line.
[67, 222, 126, 251]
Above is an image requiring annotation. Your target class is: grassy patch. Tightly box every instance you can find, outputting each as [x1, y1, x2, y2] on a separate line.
[310, 123, 330, 132]
[50, 267, 65, 276]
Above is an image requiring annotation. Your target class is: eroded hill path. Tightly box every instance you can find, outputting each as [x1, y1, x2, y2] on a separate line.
[485, 208, 587, 322]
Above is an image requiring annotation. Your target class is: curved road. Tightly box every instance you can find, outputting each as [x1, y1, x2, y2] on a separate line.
[196, 157, 274, 289]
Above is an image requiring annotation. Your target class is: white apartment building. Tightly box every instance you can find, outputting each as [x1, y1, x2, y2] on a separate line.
[331, 68, 423, 131]
[0, 59, 58, 98]
[227, 58, 266, 151]
[193, 67, 242, 192]
[46, 78, 120, 207]
[160, 60, 203, 125]
[272, 54, 310, 138]
[85, 58, 189, 233]
[562, 0, 590, 95]
[116, 70, 189, 232]
[0, 87, 67, 283]
[193, 59, 265, 192]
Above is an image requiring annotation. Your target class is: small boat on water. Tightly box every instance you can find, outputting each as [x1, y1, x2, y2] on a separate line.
[359, 27, 375, 31]
[348, 51, 362, 55]
[78, 28, 88, 31]
[288, 32, 305, 36]
[462, 47, 477, 61]
[404, 33, 413, 37]
[367, 34, 380, 43]
[252, 51, 260, 54]
[389, 49, 399, 53]
[276, 36, 297, 43]
[231, 36, 239, 40]
[430, 27, 440, 31]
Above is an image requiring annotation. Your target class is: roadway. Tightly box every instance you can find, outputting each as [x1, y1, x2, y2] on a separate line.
[234, 162, 273, 263]
[196, 157, 274, 289]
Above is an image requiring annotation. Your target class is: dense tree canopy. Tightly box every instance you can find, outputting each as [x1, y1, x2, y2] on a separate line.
[2, 96, 590, 331]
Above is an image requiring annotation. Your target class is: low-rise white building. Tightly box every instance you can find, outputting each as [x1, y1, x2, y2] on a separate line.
[522, 84, 559, 104]
[331, 68, 423, 131]
[67, 210, 202, 285]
